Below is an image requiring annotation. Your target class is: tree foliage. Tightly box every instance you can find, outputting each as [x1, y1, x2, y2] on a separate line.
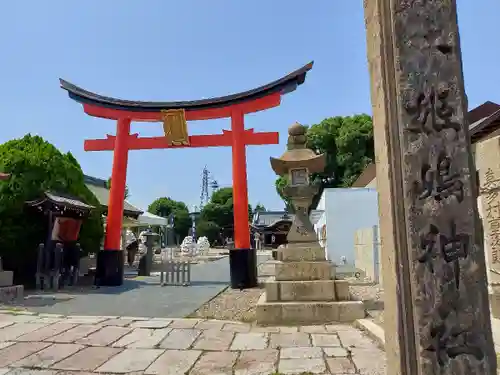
[253, 203, 266, 213]
[196, 220, 220, 244]
[147, 197, 191, 239]
[197, 187, 254, 243]
[275, 114, 374, 207]
[0, 134, 104, 285]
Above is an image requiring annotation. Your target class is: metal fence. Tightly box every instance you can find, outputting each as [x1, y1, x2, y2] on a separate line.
[160, 260, 191, 286]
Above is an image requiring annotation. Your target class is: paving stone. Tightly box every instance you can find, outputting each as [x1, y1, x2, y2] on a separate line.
[98, 318, 135, 327]
[269, 333, 311, 348]
[325, 357, 356, 373]
[0, 341, 51, 367]
[222, 323, 251, 333]
[37, 313, 64, 318]
[144, 349, 202, 375]
[120, 316, 149, 321]
[0, 323, 48, 341]
[50, 346, 122, 372]
[300, 325, 329, 333]
[276, 326, 299, 333]
[278, 358, 327, 374]
[194, 319, 225, 330]
[0, 315, 39, 323]
[112, 328, 171, 348]
[129, 319, 172, 329]
[0, 321, 14, 329]
[250, 325, 281, 333]
[190, 351, 238, 375]
[63, 316, 109, 324]
[96, 348, 164, 373]
[234, 349, 278, 375]
[337, 329, 378, 349]
[36, 318, 63, 325]
[281, 346, 323, 359]
[323, 347, 349, 357]
[230, 332, 268, 350]
[2, 369, 58, 374]
[11, 343, 84, 368]
[16, 323, 76, 342]
[325, 324, 358, 333]
[46, 325, 100, 343]
[75, 326, 131, 346]
[193, 329, 235, 350]
[0, 341, 14, 350]
[350, 347, 386, 374]
[168, 319, 201, 329]
[311, 333, 342, 347]
[158, 329, 201, 349]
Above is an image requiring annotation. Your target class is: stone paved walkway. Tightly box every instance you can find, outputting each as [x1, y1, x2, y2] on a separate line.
[0, 311, 385, 374]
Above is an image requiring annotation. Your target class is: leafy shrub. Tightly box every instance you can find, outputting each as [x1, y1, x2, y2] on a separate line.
[0, 134, 103, 286]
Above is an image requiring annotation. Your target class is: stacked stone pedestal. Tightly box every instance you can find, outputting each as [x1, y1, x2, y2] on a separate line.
[256, 245, 365, 325]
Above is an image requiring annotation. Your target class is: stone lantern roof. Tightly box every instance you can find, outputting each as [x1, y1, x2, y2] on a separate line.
[270, 122, 326, 176]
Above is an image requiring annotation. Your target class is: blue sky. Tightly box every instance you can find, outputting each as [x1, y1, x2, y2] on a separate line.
[0, 1, 498, 211]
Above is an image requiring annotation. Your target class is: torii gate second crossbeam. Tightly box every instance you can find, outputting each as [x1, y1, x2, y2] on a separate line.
[60, 61, 313, 287]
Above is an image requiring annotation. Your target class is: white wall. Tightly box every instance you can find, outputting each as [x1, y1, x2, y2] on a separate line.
[315, 188, 379, 265]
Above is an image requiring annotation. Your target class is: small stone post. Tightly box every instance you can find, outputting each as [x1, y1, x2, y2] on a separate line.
[364, 0, 496, 373]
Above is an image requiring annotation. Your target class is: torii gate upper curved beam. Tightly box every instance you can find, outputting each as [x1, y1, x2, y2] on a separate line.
[59, 61, 314, 121]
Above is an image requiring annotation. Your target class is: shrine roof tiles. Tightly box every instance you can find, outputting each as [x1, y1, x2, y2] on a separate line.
[26, 191, 95, 213]
[59, 62, 313, 112]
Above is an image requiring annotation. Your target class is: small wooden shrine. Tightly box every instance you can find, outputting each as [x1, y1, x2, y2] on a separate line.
[26, 191, 95, 290]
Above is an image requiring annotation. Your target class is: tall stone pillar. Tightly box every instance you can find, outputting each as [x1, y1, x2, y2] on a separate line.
[364, 0, 496, 374]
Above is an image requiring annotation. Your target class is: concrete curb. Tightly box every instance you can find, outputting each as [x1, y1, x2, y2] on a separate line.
[354, 318, 385, 350]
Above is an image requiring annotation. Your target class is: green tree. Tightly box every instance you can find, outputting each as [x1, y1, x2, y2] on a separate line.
[200, 188, 253, 232]
[0, 134, 104, 285]
[254, 203, 266, 213]
[196, 221, 221, 245]
[147, 197, 191, 239]
[275, 114, 374, 207]
[106, 177, 130, 200]
[200, 202, 233, 229]
[210, 187, 233, 205]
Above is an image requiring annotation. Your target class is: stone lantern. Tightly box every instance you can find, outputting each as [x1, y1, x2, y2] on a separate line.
[256, 122, 365, 326]
[270, 122, 326, 245]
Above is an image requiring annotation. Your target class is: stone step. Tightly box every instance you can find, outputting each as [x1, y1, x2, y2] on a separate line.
[275, 261, 333, 281]
[265, 280, 337, 302]
[279, 246, 326, 262]
[255, 293, 365, 325]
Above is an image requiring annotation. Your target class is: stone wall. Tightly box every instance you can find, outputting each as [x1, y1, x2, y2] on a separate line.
[354, 226, 382, 284]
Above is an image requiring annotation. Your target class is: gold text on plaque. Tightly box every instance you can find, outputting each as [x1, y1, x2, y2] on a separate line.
[161, 109, 190, 146]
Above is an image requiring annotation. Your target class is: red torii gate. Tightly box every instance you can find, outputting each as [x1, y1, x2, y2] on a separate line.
[60, 62, 313, 287]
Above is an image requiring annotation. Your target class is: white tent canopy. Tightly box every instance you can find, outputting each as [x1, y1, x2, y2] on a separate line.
[137, 211, 168, 227]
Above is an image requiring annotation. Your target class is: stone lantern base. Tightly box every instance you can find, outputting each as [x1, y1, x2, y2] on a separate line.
[255, 242, 365, 325]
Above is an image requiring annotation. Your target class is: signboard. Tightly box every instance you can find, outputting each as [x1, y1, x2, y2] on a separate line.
[51, 217, 82, 242]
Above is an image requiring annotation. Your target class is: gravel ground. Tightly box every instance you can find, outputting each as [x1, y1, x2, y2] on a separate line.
[188, 286, 263, 322]
[190, 279, 385, 323]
